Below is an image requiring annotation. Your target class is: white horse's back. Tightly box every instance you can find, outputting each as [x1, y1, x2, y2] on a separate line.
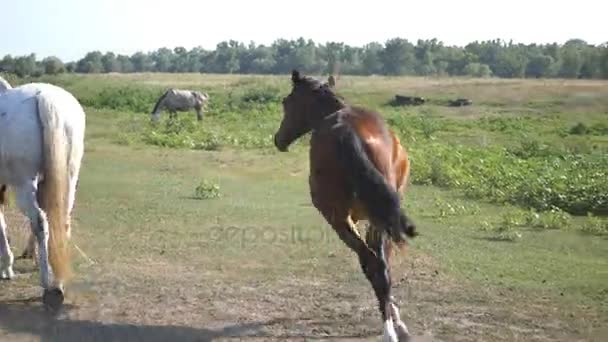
[0, 83, 85, 185]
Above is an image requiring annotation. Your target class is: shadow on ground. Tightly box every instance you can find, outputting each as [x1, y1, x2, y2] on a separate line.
[0, 298, 389, 341]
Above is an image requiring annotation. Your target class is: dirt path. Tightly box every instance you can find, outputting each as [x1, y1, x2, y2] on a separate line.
[0, 243, 603, 342]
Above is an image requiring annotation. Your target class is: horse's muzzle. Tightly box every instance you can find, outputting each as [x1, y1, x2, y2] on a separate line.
[274, 134, 288, 152]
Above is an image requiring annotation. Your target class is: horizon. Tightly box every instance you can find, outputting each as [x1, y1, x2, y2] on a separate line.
[2, 0, 606, 62]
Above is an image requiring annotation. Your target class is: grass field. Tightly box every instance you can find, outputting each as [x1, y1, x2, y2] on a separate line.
[0, 73, 607, 341]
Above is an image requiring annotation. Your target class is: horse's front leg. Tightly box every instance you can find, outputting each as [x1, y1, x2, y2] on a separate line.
[195, 106, 203, 121]
[0, 209, 15, 279]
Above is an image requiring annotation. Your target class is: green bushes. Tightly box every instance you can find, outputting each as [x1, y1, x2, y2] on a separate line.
[79, 86, 162, 113]
[241, 85, 282, 103]
[194, 179, 221, 199]
[410, 143, 607, 215]
[568, 122, 608, 136]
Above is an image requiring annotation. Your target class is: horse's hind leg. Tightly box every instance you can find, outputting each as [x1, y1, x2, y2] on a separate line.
[18, 179, 46, 262]
[366, 226, 410, 340]
[327, 214, 399, 342]
[0, 209, 15, 279]
[19, 233, 37, 262]
[15, 181, 51, 290]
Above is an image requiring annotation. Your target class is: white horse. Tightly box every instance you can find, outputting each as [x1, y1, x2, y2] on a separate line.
[0, 82, 85, 309]
[151, 88, 209, 122]
[0, 75, 12, 92]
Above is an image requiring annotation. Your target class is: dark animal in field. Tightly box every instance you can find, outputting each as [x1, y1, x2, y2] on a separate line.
[448, 98, 473, 107]
[390, 95, 426, 106]
[274, 70, 417, 341]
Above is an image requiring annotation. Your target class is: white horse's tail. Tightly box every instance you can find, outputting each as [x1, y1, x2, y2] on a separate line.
[36, 93, 71, 284]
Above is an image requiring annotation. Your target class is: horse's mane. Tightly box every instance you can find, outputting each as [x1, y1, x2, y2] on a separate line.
[151, 89, 171, 113]
[295, 75, 345, 105]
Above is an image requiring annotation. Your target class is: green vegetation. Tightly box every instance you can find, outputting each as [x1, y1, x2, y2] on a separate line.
[43, 74, 606, 219]
[194, 179, 222, 199]
[2, 38, 608, 78]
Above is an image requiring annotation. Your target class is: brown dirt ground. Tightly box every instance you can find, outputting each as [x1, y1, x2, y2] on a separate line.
[0, 209, 605, 342]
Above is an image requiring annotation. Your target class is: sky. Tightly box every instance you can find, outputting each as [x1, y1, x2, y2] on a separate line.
[2, 0, 606, 62]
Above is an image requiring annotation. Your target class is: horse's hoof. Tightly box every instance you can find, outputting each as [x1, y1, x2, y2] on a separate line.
[395, 323, 411, 342]
[382, 320, 399, 342]
[0, 268, 15, 280]
[43, 288, 64, 311]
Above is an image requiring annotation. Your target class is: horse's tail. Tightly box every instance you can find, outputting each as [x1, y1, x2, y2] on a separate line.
[335, 122, 417, 247]
[36, 92, 71, 284]
[151, 89, 170, 115]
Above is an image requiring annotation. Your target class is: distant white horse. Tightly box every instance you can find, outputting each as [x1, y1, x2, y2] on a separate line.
[151, 88, 209, 122]
[0, 82, 85, 309]
[0, 76, 12, 92]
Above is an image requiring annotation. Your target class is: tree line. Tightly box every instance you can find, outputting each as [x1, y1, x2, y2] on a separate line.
[2, 38, 607, 78]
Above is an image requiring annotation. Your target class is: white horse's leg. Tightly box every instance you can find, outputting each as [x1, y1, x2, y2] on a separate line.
[0, 210, 15, 279]
[382, 318, 399, 342]
[15, 181, 51, 290]
[390, 301, 411, 341]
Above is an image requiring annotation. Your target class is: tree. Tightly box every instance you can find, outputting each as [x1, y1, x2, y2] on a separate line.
[14, 54, 38, 77]
[65, 62, 76, 73]
[362, 43, 383, 75]
[151, 48, 174, 72]
[463, 63, 492, 77]
[101, 52, 121, 73]
[239, 42, 275, 74]
[600, 44, 608, 78]
[493, 48, 527, 78]
[212, 41, 243, 73]
[558, 39, 587, 78]
[381, 38, 415, 75]
[0, 55, 15, 73]
[526, 55, 553, 78]
[131, 52, 152, 72]
[76, 51, 103, 73]
[323, 42, 345, 75]
[3, 37, 606, 79]
[42, 56, 65, 74]
[117, 55, 134, 73]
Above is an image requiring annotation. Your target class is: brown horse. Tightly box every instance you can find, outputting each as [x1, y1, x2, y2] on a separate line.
[274, 70, 417, 341]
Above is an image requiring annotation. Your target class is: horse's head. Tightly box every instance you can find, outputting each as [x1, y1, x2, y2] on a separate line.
[274, 70, 344, 152]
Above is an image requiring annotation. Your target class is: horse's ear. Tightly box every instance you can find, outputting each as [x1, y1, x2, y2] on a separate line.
[328, 75, 336, 88]
[291, 70, 301, 84]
